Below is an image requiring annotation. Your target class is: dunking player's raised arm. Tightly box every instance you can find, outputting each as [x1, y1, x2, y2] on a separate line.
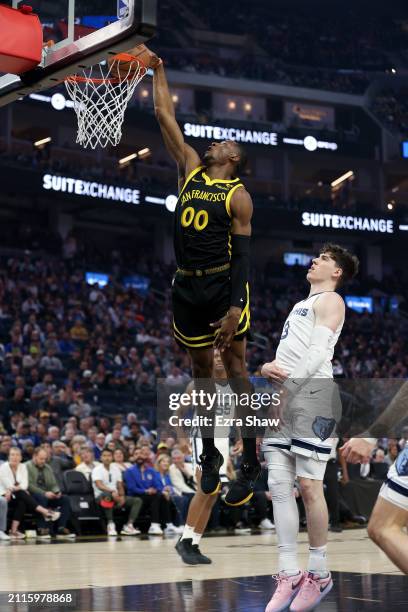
[150, 51, 201, 188]
[341, 381, 408, 463]
[212, 186, 253, 350]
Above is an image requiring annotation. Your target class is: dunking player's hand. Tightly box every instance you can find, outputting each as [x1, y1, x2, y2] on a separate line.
[210, 307, 241, 351]
[125, 44, 162, 69]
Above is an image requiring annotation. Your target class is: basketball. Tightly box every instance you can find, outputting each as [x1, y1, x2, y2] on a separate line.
[108, 45, 152, 78]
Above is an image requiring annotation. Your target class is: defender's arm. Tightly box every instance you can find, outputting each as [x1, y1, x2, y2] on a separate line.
[284, 292, 344, 394]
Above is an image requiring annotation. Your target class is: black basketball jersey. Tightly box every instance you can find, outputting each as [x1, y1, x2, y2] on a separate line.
[174, 166, 244, 269]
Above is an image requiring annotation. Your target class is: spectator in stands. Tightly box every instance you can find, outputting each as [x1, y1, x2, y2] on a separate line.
[385, 439, 400, 466]
[370, 448, 389, 480]
[12, 420, 39, 448]
[124, 446, 171, 535]
[155, 454, 185, 532]
[0, 436, 12, 462]
[92, 448, 141, 537]
[76, 446, 100, 480]
[93, 433, 106, 461]
[26, 447, 75, 540]
[69, 319, 89, 343]
[0, 447, 60, 539]
[40, 348, 63, 372]
[112, 448, 131, 473]
[48, 440, 75, 486]
[169, 449, 196, 497]
[31, 373, 56, 403]
[68, 391, 92, 418]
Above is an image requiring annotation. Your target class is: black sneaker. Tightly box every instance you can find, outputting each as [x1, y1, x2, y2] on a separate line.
[199, 449, 224, 495]
[224, 462, 261, 506]
[329, 523, 343, 533]
[175, 538, 200, 565]
[191, 544, 212, 564]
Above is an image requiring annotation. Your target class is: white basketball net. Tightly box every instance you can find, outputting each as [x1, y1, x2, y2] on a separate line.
[65, 60, 147, 149]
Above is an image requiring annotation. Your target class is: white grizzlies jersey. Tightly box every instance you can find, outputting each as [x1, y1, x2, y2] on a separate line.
[380, 447, 408, 511]
[276, 292, 344, 379]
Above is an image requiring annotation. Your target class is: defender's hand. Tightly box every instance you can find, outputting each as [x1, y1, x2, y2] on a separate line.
[211, 307, 241, 351]
[340, 438, 375, 464]
[261, 360, 288, 384]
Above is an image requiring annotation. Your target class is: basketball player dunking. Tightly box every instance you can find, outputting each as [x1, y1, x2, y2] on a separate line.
[148, 47, 261, 506]
[341, 383, 408, 574]
[261, 244, 359, 612]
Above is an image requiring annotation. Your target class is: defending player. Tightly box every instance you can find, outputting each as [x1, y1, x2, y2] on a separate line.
[341, 382, 408, 574]
[149, 47, 260, 506]
[261, 244, 359, 612]
[175, 349, 238, 565]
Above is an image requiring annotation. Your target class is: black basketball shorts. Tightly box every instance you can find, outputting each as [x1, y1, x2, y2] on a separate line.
[171, 270, 250, 349]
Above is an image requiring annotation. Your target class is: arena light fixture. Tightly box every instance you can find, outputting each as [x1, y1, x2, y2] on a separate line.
[387, 203, 394, 210]
[331, 170, 354, 188]
[119, 153, 138, 165]
[138, 147, 151, 158]
[228, 100, 236, 110]
[244, 102, 252, 112]
[34, 136, 52, 148]
[141, 89, 149, 98]
[172, 94, 179, 103]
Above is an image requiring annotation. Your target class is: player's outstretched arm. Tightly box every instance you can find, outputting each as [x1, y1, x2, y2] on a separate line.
[284, 292, 344, 394]
[212, 187, 253, 350]
[341, 381, 408, 463]
[151, 53, 200, 182]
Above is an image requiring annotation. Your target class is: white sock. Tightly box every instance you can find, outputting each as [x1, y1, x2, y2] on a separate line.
[308, 545, 328, 576]
[192, 532, 202, 546]
[278, 543, 300, 576]
[181, 524, 195, 541]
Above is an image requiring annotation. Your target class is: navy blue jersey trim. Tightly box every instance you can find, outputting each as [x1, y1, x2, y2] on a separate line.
[386, 478, 408, 498]
[263, 442, 292, 451]
[292, 438, 331, 454]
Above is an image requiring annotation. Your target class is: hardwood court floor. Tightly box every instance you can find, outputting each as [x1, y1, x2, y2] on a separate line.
[0, 529, 405, 611]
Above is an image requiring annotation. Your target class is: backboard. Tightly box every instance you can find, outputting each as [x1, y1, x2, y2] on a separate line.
[0, 0, 157, 107]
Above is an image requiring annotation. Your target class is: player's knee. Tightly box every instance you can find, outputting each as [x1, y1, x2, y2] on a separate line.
[268, 474, 294, 504]
[298, 477, 323, 505]
[367, 519, 381, 544]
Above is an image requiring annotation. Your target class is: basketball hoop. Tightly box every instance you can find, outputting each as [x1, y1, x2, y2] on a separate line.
[65, 53, 148, 149]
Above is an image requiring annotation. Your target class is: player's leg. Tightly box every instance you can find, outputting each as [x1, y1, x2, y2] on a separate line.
[289, 455, 333, 612]
[221, 338, 261, 506]
[176, 468, 216, 565]
[187, 346, 224, 495]
[263, 448, 304, 612]
[368, 495, 408, 574]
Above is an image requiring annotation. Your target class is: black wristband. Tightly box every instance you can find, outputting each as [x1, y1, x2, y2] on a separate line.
[230, 234, 250, 307]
